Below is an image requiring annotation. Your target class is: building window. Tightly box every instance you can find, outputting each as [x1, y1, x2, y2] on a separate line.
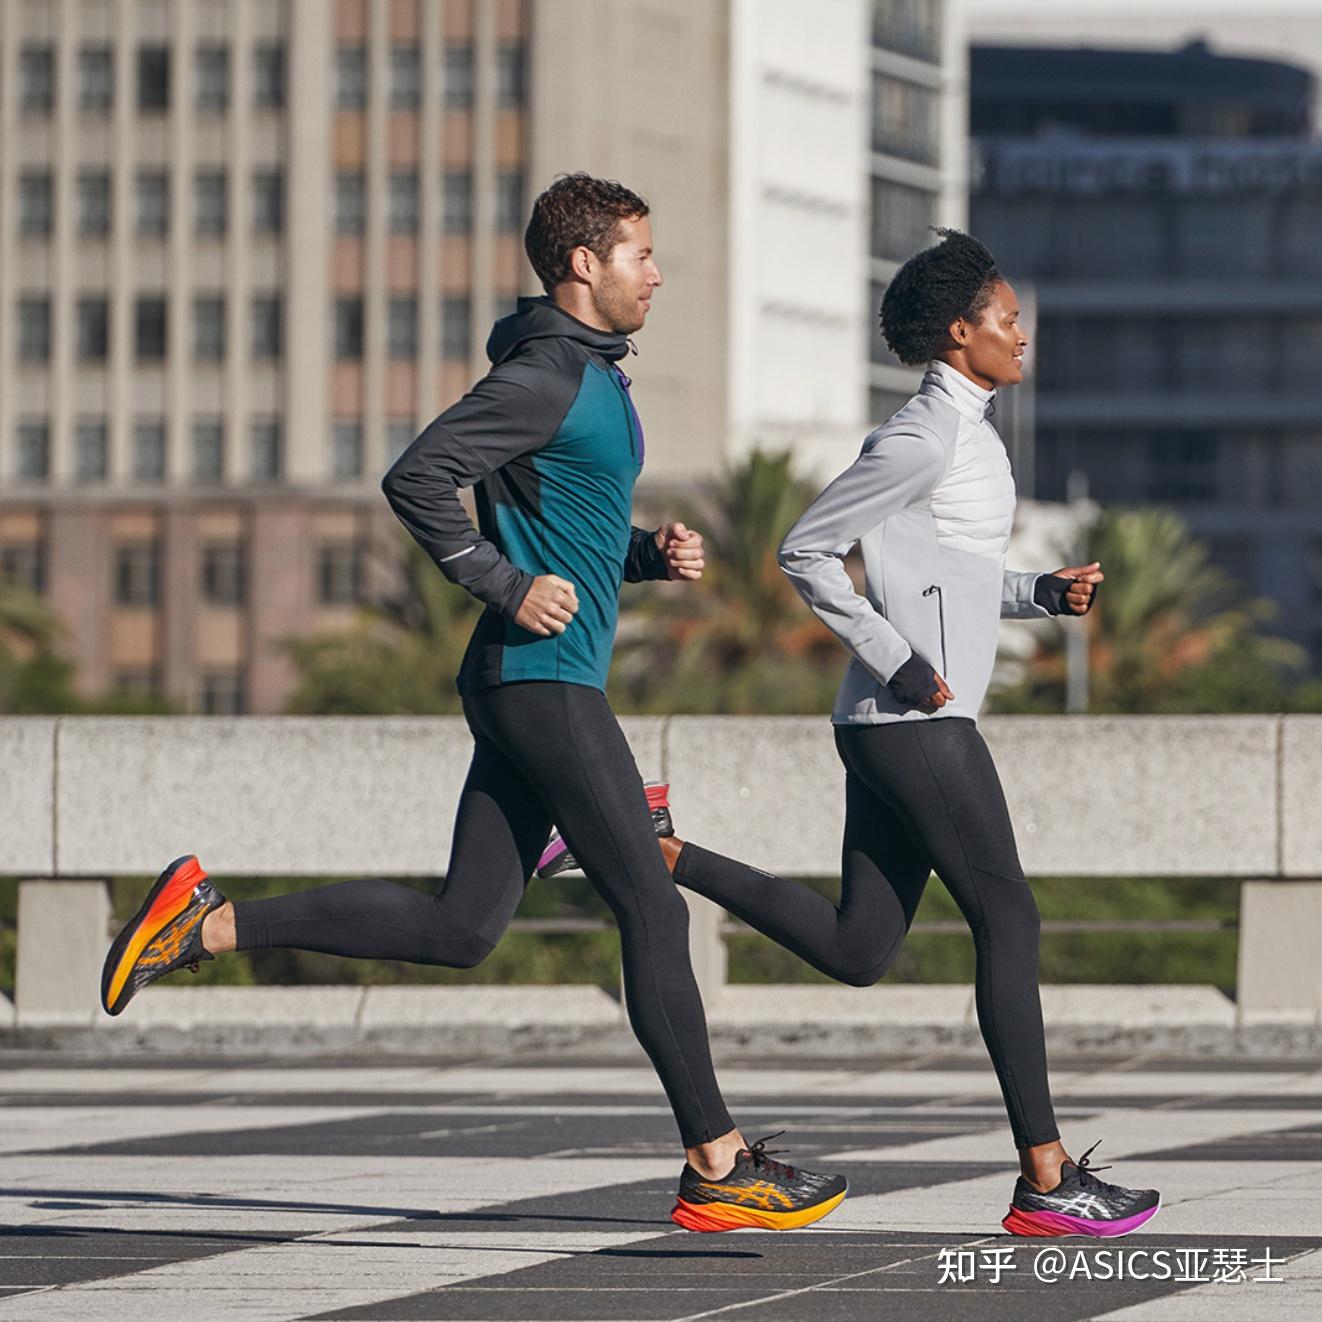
[195, 44, 229, 112]
[200, 668, 245, 715]
[870, 177, 936, 264]
[201, 543, 245, 606]
[194, 296, 225, 361]
[20, 45, 55, 114]
[0, 543, 45, 595]
[251, 295, 282, 360]
[871, 73, 939, 166]
[387, 419, 415, 462]
[872, 0, 942, 64]
[195, 170, 228, 236]
[79, 45, 114, 112]
[391, 46, 421, 110]
[192, 418, 224, 485]
[389, 171, 419, 234]
[136, 170, 169, 236]
[496, 43, 525, 108]
[136, 297, 167, 361]
[252, 169, 284, 233]
[335, 171, 366, 234]
[20, 173, 54, 238]
[77, 297, 110, 362]
[74, 419, 108, 484]
[138, 45, 170, 112]
[133, 418, 166, 483]
[496, 170, 524, 233]
[388, 297, 417, 359]
[443, 170, 472, 234]
[115, 543, 159, 606]
[331, 421, 363, 480]
[16, 421, 51, 484]
[335, 45, 367, 111]
[113, 668, 160, 698]
[318, 543, 363, 604]
[442, 295, 471, 359]
[334, 298, 364, 360]
[254, 44, 285, 109]
[78, 171, 112, 237]
[1149, 432, 1218, 504]
[18, 297, 52, 362]
[444, 44, 473, 109]
[250, 418, 282, 482]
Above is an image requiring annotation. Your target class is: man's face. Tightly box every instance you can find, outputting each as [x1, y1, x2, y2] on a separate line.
[958, 279, 1028, 388]
[588, 215, 663, 335]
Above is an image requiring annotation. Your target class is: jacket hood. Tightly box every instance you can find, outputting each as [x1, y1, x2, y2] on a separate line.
[486, 296, 631, 366]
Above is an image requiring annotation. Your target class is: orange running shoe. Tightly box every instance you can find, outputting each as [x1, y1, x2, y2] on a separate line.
[101, 855, 225, 1016]
[671, 1133, 847, 1232]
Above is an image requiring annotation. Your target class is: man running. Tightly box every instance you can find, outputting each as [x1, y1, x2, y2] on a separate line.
[100, 173, 846, 1234]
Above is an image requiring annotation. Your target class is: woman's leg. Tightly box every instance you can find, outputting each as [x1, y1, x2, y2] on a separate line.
[671, 749, 934, 987]
[840, 717, 1061, 1163]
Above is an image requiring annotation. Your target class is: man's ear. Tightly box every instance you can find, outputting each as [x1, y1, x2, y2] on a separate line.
[568, 245, 595, 283]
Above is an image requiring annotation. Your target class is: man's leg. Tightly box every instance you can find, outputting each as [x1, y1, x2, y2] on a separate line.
[468, 681, 736, 1156]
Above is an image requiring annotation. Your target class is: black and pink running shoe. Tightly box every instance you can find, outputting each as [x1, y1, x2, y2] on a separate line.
[536, 781, 674, 879]
[1003, 1141, 1160, 1237]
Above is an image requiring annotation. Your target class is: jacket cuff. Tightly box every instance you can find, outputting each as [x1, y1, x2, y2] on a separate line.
[887, 651, 940, 707]
[626, 528, 670, 583]
[1033, 573, 1073, 616]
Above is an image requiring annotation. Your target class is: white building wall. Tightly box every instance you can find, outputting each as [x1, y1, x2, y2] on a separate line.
[727, 0, 870, 475]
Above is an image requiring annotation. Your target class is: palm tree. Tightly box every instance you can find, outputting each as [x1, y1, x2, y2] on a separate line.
[612, 449, 844, 714]
[996, 507, 1305, 713]
[0, 579, 76, 713]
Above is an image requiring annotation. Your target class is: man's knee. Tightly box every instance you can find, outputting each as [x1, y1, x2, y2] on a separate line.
[443, 932, 496, 969]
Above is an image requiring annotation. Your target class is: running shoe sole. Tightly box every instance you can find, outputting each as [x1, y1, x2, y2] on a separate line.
[670, 1185, 847, 1232]
[537, 782, 673, 879]
[1002, 1197, 1161, 1238]
[101, 854, 213, 1016]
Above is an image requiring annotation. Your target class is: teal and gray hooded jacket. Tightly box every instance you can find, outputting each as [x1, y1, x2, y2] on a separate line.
[383, 297, 668, 695]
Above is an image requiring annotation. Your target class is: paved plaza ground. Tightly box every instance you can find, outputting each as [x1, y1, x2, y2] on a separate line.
[0, 1049, 1319, 1320]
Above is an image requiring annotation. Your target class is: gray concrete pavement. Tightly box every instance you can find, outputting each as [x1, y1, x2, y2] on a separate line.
[0, 1049, 1319, 1320]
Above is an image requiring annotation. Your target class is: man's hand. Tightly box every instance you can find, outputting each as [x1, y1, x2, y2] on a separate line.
[1050, 561, 1105, 615]
[654, 522, 705, 582]
[514, 574, 578, 636]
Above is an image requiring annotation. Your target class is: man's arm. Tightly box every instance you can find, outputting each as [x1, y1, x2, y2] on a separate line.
[624, 526, 669, 583]
[382, 350, 575, 619]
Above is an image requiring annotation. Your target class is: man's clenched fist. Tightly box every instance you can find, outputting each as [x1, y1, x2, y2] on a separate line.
[515, 574, 579, 636]
[655, 522, 705, 581]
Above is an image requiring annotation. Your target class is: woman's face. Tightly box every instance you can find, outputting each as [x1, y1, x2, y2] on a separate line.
[952, 280, 1029, 389]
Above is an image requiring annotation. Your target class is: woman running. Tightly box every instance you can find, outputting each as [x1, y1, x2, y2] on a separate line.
[660, 229, 1161, 1239]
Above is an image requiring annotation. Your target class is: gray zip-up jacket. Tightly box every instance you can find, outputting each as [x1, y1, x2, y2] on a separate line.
[779, 360, 1060, 725]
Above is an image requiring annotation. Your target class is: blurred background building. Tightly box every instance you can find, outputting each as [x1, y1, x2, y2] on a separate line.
[968, 12, 1322, 661]
[0, 0, 968, 714]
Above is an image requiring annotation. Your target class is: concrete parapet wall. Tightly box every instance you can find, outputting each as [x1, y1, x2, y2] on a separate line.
[0, 713, 1303, 878]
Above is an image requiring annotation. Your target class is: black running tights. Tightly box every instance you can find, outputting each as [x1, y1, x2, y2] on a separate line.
[233, 681, 734, 1149]
[674, 716, 1059, 1150]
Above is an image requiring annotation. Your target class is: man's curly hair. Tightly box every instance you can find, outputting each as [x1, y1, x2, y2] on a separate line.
[524, 173, 650, 293]
[880, 228, 1002, 366]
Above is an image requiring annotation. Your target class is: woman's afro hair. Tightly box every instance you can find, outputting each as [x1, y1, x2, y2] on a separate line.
[880, 228, 1002, 366]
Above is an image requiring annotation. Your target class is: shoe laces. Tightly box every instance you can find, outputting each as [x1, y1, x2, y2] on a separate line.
[1073, 1139, 1114, 1189]
[745, 1132, 795, 1181]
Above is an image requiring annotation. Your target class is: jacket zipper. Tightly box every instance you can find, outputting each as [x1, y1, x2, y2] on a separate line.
[612, 368, 637, 459]
[923, 584, 947, 675]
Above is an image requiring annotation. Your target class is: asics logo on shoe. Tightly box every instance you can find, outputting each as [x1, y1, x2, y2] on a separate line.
[696, 1180, 796, 1211]
[1028, 1191, 1114, 1218]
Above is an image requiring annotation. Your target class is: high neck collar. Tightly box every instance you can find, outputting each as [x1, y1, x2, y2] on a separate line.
[920, 359, 996, 423]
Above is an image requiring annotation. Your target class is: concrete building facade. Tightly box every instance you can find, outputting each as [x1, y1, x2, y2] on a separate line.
[0, 0, 968, 713]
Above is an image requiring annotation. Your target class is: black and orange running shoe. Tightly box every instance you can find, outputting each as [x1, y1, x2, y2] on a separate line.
[101, 855, 224, 1016]
[670, 1133, 847, 1232]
